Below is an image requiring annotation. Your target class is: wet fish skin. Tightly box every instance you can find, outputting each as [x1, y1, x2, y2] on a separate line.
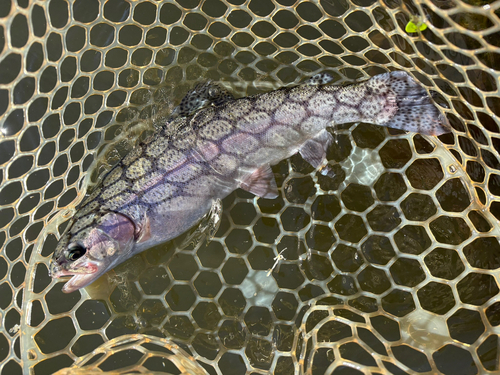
[50, 71, 450, 292]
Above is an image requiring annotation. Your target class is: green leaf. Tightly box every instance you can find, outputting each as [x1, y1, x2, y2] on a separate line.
[405, 20, 428, 33]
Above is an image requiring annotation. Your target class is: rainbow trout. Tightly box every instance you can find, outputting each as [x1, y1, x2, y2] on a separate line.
[50, 71, 450, 292]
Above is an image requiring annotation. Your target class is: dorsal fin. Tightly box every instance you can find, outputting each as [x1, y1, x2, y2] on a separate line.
[305, 73, 335, 86]
[174, 82, 234, 118]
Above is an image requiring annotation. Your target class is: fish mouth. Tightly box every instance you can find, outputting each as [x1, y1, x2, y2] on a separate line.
[60, 273, 102, 293]
[50, 261, 101, 293]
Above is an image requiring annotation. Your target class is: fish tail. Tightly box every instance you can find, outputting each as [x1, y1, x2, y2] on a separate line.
[373, 71, 451, 136]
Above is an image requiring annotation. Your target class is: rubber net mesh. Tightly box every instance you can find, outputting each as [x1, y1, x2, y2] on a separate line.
[0, 0, 500, 374]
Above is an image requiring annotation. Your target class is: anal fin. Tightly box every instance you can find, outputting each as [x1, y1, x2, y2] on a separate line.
[240, 165, 279, 199]
[299, 130, 337, 178]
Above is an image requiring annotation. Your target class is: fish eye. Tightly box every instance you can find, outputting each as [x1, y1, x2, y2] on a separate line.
[66, 243, 86, 261]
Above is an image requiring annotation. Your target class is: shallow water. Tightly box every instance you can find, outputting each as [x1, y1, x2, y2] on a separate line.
[0, 0, 500, 374]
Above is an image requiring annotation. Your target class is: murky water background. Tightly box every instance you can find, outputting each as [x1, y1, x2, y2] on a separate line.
[0, 0, 499, 373]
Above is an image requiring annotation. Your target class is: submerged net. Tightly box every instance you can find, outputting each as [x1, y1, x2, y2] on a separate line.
[0, 0, 499, 373]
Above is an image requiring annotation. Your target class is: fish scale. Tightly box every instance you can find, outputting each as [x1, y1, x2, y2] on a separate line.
[50, 71, 451, 293]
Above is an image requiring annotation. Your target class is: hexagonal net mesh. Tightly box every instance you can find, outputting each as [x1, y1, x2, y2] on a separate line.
[0, 0, 499, 373]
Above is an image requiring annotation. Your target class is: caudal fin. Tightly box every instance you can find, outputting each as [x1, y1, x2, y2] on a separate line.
[377, 71, 451, 136]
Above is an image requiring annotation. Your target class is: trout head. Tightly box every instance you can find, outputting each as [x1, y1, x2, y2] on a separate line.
[50, 211, 136, 293]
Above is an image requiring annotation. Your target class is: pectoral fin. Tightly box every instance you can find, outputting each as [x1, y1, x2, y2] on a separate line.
[240, 165, 279, 199]
[299, 130, 337, 177]
[180, 199, 223, 249]
[135, 215, 151, 244]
